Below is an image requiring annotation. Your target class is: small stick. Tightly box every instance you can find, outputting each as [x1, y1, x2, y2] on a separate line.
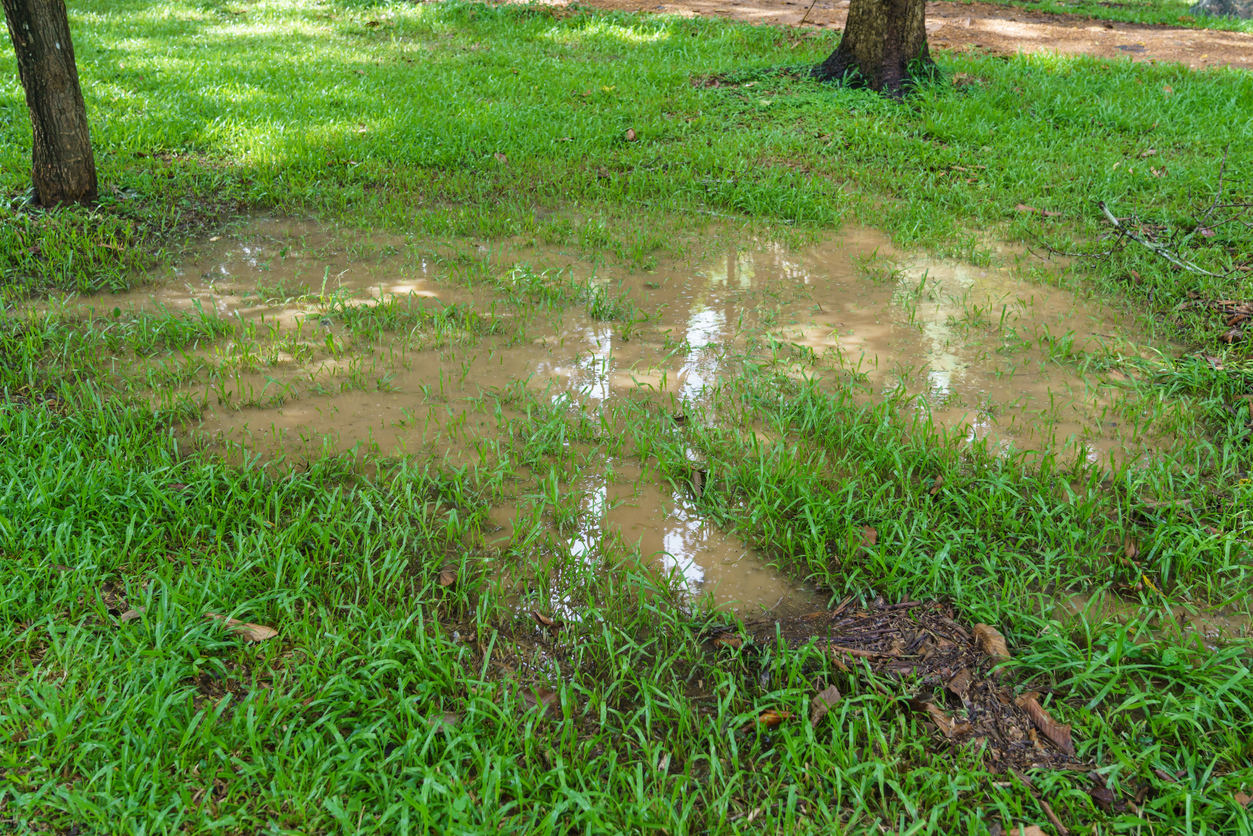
[798, 0, 821, 26]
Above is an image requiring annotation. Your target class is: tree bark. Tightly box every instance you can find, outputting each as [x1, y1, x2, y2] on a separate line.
[811, 0, 934, 98]
[2, 0, 97, 206]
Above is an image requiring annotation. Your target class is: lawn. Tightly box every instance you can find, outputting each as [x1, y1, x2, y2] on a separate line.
[2, 1, 1252, 833]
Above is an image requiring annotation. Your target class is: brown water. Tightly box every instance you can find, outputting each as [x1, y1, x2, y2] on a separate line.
[39, 217, 1166, 612]
[487, 461, 813, 614]
[1052, 591, 1252, 648]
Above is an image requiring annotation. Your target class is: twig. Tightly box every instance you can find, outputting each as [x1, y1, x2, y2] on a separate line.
[1010, 768, 1070, 836]
[1023, 229, 1115, 261]
[1099, 201, 1223, 278]
[798, 0, 821, 26]
[1199, 144, 1231, 227]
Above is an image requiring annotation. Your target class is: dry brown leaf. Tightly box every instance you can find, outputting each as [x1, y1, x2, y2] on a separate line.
[428, 712, 461, 728]
[947, 668, 971, 698]
[929, 475, 944, 496]
[690, 467, 707, 498]
[756, 709, 791, 729]
[1009, 827, 1047, 836]
[625, 128, 637, 142]
[119, 606, 146, 623]
[861, 526, 878, 547]
[205, 613, 278, 642]
[972, 623, 1011, 665]
[1016, 694, 1075, 755]
[1235, 791, 1252, 807]
[494, 151, 507, 164]
[1088, 783, 1117, 812]
[809, 685, 841, 727]
[924, 702, 959, 738]
[437, 568, 457, 588]
[531, 611, 562, 632]
[1013, 203, 1061, 218]
[1123, 535, 1140, 563]
[712, 633, 742, 649]
[522, 688, 560, 717]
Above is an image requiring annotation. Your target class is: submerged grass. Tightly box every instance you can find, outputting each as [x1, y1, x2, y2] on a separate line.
[2, 0, 1253, 833]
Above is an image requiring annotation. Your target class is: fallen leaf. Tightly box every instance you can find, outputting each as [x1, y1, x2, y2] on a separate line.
[555, 136, 573, 142]
[522, 687, 560, 717]
[929, 475, 944, 496]
[1089, 783, 1117, 812]
[1123, 535, 1140, 564]
[1153, 767, 1177, 783]
[1163, 85, 1174, 96]
[494, 152, 507, 164]
[972, 623, 1011, 665]
[1220, 326, 1243, 344]
[438, 567, 457, 588]
[756, 709, 791, 728]
[625, 128, 637, 142]
[947, 668, 972, 698]
[208, 236, 221, 242]
[860, 525, 878, 548]
[205, 613, 278, 642]
[1235, 791, 1252, 807]
[712, 633, 742, 649]
[689, 467, 707, 498]
[119, 606, 146, 622]
[1015, 203, 1063, 218]
[1016, 693, 1075, 755]
[1139, 149, 1157, 158]
[428, 712, 461, 728]
[531, 611, 562, 632]
[1009, 827, 1047, 836]
[1199, 227, 1216, 238]
[924, 702, 961, 738]
[809, 685, 841, 727]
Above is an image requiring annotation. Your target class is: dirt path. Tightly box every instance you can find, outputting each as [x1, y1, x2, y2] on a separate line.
[560, 0, 1253, 71]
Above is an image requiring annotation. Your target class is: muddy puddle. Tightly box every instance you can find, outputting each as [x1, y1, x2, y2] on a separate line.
[36, 216, 1167, 613]
[1051, 590, 1252, 648]
[489, 460, 815, 614]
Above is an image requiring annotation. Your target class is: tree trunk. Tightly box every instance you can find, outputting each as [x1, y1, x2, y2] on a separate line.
[1189, 0, 1253, 17]
[811, 0, 934, 98]
[2, 0, 97, 206]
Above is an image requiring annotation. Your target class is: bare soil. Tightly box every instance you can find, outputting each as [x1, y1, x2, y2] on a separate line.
[742, 600, 1085, 774]
[554, 0, 1253, 71]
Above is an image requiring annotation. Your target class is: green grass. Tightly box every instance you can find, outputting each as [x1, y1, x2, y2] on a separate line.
[3, 1, 1253, 833]
[947, 0, 1253, 32]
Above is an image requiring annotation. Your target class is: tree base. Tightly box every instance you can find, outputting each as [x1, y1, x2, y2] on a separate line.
[811, 47, 937, 98]
[809, 0, 936, 99]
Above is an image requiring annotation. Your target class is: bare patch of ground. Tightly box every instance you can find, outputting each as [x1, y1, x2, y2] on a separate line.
[548, 0, 1253, 70]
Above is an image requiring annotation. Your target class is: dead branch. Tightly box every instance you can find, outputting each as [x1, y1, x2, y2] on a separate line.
[1099, 201, 1224, 279]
